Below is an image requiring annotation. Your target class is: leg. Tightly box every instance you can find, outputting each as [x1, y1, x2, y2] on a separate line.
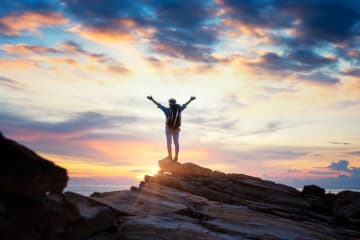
[173, 129, 179, 162]
[165, 127, 172, 159]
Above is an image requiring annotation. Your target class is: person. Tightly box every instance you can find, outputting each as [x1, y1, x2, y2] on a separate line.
[147, 95, 196, 162]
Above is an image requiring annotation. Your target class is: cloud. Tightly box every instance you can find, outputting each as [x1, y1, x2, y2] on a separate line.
[1, 43, 61, 55]
[231, 120, 308, 137]
[348, 151, 360, 156]
[341, 68, 360, 77]
[1, 41, 131, 75]
[284, 160, 360, 188]
[0, 11, 67, 36]
[219, 0, 292, 30]
[0, 111, 136, 140]
[328, 141, 351, 145]
[328, 160, 351, 172]
[219, 0, 359, 79]
[263, 86, 299, 94]
[0, 110, 139, 162]
[274, 0, 360, 44]
[0, 1, 57, 14]
[333, 100, 360, 108]
[58, 41, 131, 74]
[220, 0, 360, 44]
[62, 0, 220, 61]
[221, 147, 309, 161]
[149, 0, 219, 61]
[253, 50, 337, 73]
[297, 72, 340, 85]
[0, 76, 24, 90]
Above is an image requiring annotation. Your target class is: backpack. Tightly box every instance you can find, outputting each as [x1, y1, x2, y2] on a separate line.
[167, 104, 182, 129]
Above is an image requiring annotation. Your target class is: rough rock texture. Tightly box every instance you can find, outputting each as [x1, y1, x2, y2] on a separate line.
[0, 132, 68, 198]
[1, 134, 360, 240]
[0, 133, 121, 240]
[89, 159, 360, 240]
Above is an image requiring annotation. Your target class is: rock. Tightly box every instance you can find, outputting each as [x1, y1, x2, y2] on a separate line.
[94, 180, 344, 240]
[332, 190, 360, 229]
[64, 192, 121, 240]
[154, 161, 309, 210]
[302, 185, 331, 215]
[159, 158, 214, 176]
[0, 133, 67, 199]
[302, 185, 325, 196]
[0, 134, 120, 240]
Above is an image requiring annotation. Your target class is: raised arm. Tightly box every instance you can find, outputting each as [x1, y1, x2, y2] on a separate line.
[147, 95, 161, 106]
[184, 96, 196, 107]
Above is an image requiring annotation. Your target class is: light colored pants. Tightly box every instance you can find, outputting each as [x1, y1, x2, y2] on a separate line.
[165, 126, 180, 157]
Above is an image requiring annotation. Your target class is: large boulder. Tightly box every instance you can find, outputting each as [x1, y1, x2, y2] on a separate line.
[302, 185, 325, 196]
[302, 185, 332, 215]
[332, 190, 360, 229]
[0, 132, 68, 199]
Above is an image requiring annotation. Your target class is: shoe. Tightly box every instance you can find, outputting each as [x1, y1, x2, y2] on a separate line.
[173, 156, 178, 162]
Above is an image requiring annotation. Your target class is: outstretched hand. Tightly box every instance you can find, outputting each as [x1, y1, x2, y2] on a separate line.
[190, 96, 196, 101]
[147, 95, 153, 100]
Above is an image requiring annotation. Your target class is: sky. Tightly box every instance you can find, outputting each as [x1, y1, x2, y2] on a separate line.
[0, 0, 360, 189]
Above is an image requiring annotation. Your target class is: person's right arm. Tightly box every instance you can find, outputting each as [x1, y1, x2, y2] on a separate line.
[147, 95, 161, 106]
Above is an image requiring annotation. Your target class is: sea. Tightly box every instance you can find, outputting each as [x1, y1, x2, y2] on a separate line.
[65, 185, 129, 196]
[65, 185, 360, 197]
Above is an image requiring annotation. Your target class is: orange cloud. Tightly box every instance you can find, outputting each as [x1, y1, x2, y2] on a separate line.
[0, 11, 68, 36]
[0, 57, 38, 70]
[68, 24, 134, 42]
[67, 19, 155, 43]
[1, 44, 59, 55]
[222, 18, 266, 37]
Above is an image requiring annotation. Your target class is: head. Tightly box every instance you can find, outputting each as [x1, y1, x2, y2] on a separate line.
[168, 98, 176, 106]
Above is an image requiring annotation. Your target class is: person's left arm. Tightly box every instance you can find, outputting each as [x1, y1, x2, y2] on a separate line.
[182, 96, 196, 110]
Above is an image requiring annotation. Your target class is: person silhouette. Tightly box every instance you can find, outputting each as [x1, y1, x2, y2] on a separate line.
[147, 96, 196, 162]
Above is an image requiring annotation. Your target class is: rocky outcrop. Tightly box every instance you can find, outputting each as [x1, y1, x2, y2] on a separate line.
[1, 133, 360, 240]
[0, 133, 121, 240]
[90, 159, 360, 240]
[332, 191, 360, 228]
[0, 132, 67, 198]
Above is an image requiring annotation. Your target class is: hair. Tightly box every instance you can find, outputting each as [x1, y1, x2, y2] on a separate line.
[169, 98, 176, 104]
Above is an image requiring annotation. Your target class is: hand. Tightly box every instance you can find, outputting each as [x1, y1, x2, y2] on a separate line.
[147, 95, 153, 100]
[190, 96, 196, 101]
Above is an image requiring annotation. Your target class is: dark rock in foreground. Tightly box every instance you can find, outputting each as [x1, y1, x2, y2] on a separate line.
[1, 133, 360, 239]
[0, 132, 67, 198]
[0, 133, 121, 240]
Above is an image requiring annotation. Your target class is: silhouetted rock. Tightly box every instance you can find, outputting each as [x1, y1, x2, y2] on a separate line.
[332, 190, 360, 229]
[0, 133, 120, 240]
[0, 133, 67, 199]
[303, 185, 325, 196]
[301, 185, 332, 215]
